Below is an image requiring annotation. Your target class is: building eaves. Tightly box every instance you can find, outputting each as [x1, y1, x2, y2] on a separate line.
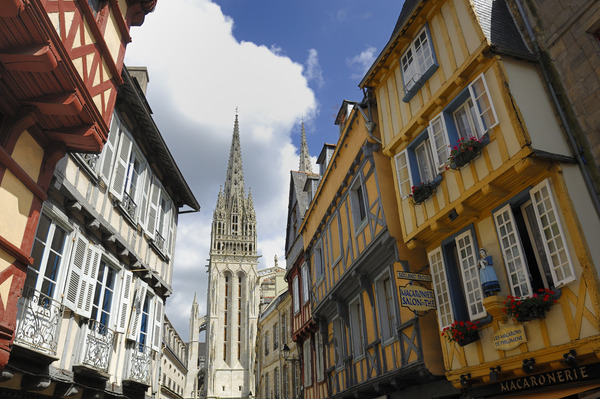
[119, 65, 200, 212]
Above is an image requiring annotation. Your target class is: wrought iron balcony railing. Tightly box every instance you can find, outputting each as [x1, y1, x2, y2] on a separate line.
[77, 319, 116, 373]
[125, 341, 152, 385]
[154, 230, 165, 252]
[81, 153, 99, 170]
[122, 191, 137, 220]
[15, 286, 64, 356]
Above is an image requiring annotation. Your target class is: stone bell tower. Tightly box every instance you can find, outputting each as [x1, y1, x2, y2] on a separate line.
[204, 114, 259, 399]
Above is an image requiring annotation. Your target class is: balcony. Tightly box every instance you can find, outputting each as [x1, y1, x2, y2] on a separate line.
[123, 341, 152, 387]
[154, 230, 165, 253]
[14, 286, 64, 357]
[73, 319, 116, 377]
[122, 191, 138, 221]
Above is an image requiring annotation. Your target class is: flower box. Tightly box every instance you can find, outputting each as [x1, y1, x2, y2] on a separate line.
[448, 136, 488, 169]
[503, 289, 557, 323]
[442, 320, 480, 346]
[410, 176, 442, 204]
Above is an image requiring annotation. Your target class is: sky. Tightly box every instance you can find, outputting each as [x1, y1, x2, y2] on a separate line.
[124, 0, 404, 341]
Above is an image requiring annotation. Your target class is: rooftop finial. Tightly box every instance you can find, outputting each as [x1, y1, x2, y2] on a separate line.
[299, 121, 313, 173]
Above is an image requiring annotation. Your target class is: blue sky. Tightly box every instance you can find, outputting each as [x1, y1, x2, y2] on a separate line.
[213, 0, 403, 153]
[125, 0, 404, 340]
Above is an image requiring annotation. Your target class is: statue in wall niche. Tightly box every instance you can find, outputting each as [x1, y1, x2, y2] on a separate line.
[479, 248, 500, 297]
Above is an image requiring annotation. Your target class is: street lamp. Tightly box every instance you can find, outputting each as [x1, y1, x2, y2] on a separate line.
[281, 344, 302, 399]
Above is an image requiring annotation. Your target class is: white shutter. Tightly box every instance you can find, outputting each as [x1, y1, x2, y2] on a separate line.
[468, 74, 498, 133]
[63, 232, 88, 312]
[100, 115, 120, 182]
[115, 269, 133, 333]
[127, 282, 148, 341]
[147, 178, 161, 239]
[167, 202, 176, 256]
[139, 165, 152, 231]
[151, 296, 164, 351]
[455, 230, 486, 320]
[77, 244, 102, 318]
[493, 204, 532, 297]
[529, 179, 575, 287]
[394, 150, 412, 198]
[428, 114, 449, 168]
[428, 247, 454, 329]
[109, 133, 132, 201]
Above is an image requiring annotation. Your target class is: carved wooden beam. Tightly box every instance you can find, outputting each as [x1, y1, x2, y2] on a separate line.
[0, 44, 58, 73]
[24, 92, 83, 116]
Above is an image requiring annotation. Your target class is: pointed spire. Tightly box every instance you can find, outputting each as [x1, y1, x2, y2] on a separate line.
[223, 113, 245, 204]
[299, 122, 312, 173]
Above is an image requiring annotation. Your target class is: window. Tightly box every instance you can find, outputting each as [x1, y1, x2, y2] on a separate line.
[395, 73, 497, 198]
[273, 323, 279, 351]
[376, 274, 397, 342]
[138, 292, 151, 350]
[281, 313, 287, 345]
[349, 299, 364, 357]
[264, 373, 270, 399]
[428, 227, 485, 329]
[274, 368, 280, 399]
[292, 275, 300, 314]
[401, 25, 437, 101]
[25, 213, 68, 301]
[282, 364, 289, 399]
[333, 318, 345, 369]
[350, 178, 368, 229]
[264, 331, 270, 356]
[303, 338, 312, 386]
[493, 179, 575, 296]
[315, 333, 324, 382]
[90, 259, 116, 330]
[314, 243, 324, 281]
[301, 263, 310, 304]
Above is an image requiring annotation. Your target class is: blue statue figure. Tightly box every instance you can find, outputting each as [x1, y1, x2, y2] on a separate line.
[479, 248, 500, 297]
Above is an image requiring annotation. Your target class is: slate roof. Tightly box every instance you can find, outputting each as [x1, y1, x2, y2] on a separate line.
[471, 0, 533, 60]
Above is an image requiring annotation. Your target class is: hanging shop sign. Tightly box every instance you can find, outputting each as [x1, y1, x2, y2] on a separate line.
[491, 325, 527, 351]
[399, 284, 436, 312]
[396, 271, 432, 282]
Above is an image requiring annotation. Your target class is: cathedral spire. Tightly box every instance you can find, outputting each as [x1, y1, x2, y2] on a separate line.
[223, 113, 246, 205]
[299, 122, 312, 173]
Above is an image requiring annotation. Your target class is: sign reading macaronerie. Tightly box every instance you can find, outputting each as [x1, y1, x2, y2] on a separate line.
[399, 285, 436, 312]
[491, 326, 527, 350]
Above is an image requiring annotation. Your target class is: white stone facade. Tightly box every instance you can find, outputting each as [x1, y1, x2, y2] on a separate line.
[204, 115, 260, 399]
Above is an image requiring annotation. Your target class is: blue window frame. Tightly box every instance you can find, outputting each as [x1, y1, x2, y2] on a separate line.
[401, 25, 438, 102]
[394, 73, 498, 198]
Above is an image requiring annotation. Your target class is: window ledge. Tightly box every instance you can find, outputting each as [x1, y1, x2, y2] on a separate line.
[402, 64, 438, 103]
[72, 153, 100, 185]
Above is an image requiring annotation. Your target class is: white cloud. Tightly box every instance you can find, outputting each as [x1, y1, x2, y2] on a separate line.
[347, 45, 378, 79]
[304, 49, 325, 90]
[125, 0, 316, 340]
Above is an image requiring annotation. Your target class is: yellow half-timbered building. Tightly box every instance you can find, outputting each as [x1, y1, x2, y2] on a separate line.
[360, 0, 600, 397]
[300, 99, 458, 399]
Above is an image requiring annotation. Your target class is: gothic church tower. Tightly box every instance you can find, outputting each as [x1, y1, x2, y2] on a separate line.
[204, 114, 259, 399]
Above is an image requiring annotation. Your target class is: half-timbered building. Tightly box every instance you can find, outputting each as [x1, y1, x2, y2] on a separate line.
[0, 0, 157, 375]
[360, 0, 600, 396]
[284, 124, 326, 399]
[299, 99, 457, 399]
[0, 66, 199, 398]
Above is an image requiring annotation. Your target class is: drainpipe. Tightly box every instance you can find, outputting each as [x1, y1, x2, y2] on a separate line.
[513, 0, 600, 218]
[357, 87, 382, 146]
